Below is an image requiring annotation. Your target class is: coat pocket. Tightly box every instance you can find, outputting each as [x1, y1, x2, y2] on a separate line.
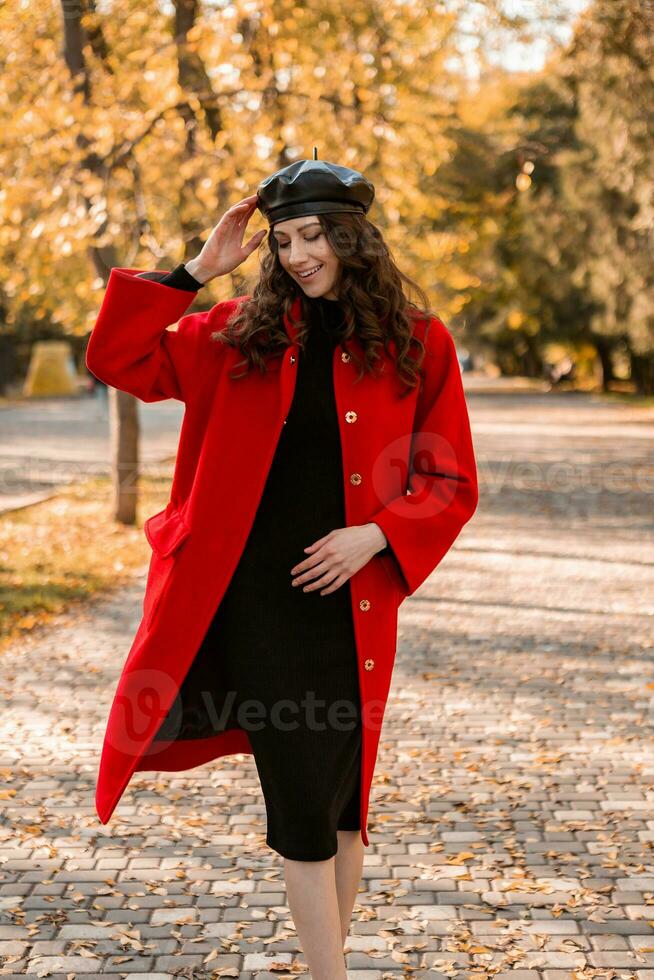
[378, 552, 407, 606]
[142, 551, 175, 630]
[142, 505, 191, 629]
[143, 503, 191, 558]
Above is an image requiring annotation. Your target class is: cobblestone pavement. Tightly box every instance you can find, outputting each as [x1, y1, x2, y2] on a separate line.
[0, 395, 183, 513]
[1, 389, 653, 979]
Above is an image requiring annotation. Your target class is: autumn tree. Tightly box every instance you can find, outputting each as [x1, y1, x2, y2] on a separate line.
[438, 0, 653, 390]
[560, 0, 654, 393]
[0, 0, 595, 528]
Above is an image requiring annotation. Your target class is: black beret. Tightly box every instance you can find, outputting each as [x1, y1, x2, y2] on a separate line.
[256, 153, 375, 227]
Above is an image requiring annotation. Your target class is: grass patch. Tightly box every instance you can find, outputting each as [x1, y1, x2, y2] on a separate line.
[0, 473, 172, 652]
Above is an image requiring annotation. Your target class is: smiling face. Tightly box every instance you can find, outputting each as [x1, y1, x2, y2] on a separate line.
[271, 215, 341, 300]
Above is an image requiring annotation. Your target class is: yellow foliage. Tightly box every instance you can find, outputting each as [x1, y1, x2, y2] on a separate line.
[0, 0, 534, 332]
[508, 310, 524, 330]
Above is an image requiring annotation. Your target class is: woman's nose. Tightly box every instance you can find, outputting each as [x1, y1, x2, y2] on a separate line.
[289, 243, 309, 265]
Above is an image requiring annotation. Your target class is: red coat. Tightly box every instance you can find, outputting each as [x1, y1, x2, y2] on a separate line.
[86, 268, 478, 846]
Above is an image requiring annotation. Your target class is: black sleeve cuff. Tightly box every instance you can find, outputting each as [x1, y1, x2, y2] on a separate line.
[135, 263, 204, 292]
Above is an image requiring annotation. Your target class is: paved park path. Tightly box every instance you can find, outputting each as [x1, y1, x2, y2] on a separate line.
[0, 395, 183, 513]
[1, 386, 653, 979]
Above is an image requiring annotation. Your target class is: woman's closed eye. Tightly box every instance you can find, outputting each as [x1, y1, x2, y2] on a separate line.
[278, 234, 323, 249]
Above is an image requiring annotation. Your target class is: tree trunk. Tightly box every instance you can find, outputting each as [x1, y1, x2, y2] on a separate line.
[594, 336, 615, 391]
[61, 0, 140, 526]
[110, 389, 140, 524]
[521, 340, 543, 378]
[630, 352, 654, 396]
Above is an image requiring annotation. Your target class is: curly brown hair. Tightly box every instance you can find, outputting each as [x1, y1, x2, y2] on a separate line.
[210, 211, 435, 397]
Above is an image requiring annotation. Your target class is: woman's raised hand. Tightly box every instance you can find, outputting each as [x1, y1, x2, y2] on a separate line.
[185, 194, 267, 284]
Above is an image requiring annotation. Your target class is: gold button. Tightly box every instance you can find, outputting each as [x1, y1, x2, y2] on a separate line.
[341, 351, 351, 363]
[364, 658, 375, 671]
[349, 473, 362, 486]
[359, 599, 371, 611]
[345, 411, 357, 423]
[290, 354, 296, 365]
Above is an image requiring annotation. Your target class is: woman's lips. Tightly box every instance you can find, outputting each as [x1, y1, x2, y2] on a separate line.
[297, 264, 323, 280]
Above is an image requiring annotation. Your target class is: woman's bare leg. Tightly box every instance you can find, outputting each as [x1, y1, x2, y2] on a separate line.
[283, 855, 347, 980]
[334, 829, 365, 946]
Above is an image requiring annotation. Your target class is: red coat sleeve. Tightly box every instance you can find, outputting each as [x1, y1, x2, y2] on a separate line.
[85, 267, 212, 403]
[370, 315, 478, 598]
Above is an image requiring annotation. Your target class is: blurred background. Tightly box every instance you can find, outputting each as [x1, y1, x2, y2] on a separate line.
[0, 0, 651, 644]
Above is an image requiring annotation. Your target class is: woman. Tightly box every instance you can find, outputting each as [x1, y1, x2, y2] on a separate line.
[86, 157, 478, 979]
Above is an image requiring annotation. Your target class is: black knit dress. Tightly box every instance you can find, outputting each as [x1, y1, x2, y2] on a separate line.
[144, 267, 363, 860]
